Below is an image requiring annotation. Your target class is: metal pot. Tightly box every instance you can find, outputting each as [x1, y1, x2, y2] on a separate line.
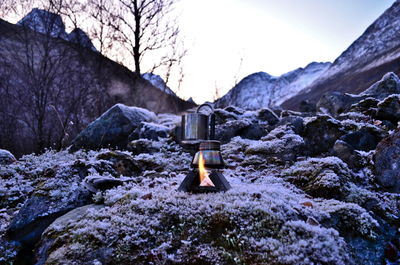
[181, 103, 215, 142]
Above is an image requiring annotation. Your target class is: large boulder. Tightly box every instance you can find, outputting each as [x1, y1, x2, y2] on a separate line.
[374, 130, 400, 193]
[360, 72, 400, 100]
[71, 104, 157, 151]
[0, 149, 16, 165]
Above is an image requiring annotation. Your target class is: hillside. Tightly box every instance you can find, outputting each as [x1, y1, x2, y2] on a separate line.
[282, 0, 400, 110]
[0, 15, 195, 157]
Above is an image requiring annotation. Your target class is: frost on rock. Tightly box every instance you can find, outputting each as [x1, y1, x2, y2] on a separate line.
[245, 126, 305, 163]
[39, 179, 353, 265]
[281, 157, 355, 199]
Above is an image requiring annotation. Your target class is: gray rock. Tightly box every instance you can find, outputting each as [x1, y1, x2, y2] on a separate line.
[301, 115, 345, 156]
[374, 130, 400, 193]
[128, 122, 170, 141]
[360, 72, 400, 100]
[376, 95, 400, 123]
[127, 139, 162, 155]
[6, 187, 91, 248]
[70, 104, 156, 151]
[349, 97, 379, 116]
[224, 105, 244, 115]
[215, 119, 268, 143]
[36, 204, 105, 265]
[277, 116, 304, 135]
[317, 91, 365, 116]
[340, 127, 385, 151]
[257, 108, 279, 125]
[84, 176, 124, 193]
[0, 149, 16, 165]
[333, 140, 365, 169]
[214, 108, 239, 124]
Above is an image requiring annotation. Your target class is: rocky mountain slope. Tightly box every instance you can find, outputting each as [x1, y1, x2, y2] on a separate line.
[1, 72, 400, 264]
[282, 0, 400, 109]
[215, 62, 331, 110]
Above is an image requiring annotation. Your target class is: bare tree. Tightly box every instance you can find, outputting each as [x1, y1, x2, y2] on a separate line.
[88, 0, 182, 76]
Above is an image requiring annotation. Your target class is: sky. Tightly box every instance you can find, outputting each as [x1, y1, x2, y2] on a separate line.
[172, 0, 396, 104]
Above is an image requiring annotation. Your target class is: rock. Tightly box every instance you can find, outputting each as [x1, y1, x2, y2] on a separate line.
[317, 91, 365, 116]
[277, 116, 304, 135]
[96, 151, 141, 176]
[214, 108, 239, 124]
[215, 119, 251, 143]
[340, 127, 384, 151]
[127, 139, 162, 155]
[0, 149, 16, 165]
[257, 108, 279, 125]
[239, 122, 269, 141]
[376, 95, 400, 124]
[245, 126, 305, 163]
[84, 176, 124, 193]
[301, 115, 345, 156]
[6, 187, 91, 249]
[360, 72, 400, 100]
[299, 100, 317, 113]
[224, 105, 244, 115]
[333, 140, 366, 169]
[282, 157, 354, 199]
[70, 104, 156, 151]
[36, 204, 105, 265]
[128, 122, 170, 141]
[349, 97, 379, 116]
[374, 130, 400, 193]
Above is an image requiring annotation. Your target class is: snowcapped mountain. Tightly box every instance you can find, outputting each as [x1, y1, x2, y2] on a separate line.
[215, 62, 331, 109]
[282, 0, 400, 110]
[17, 8, 97, 52]
[142, 73, 177, 96]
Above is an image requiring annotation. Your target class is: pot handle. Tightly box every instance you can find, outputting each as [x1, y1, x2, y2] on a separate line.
[196, 103, 215, 140]
[196, 103, 214, 114]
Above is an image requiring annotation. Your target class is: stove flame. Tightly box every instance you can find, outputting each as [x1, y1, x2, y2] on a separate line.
[199, 152, 215, 187]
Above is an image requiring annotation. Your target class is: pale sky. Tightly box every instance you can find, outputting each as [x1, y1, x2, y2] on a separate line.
[171, 0, 396, 104]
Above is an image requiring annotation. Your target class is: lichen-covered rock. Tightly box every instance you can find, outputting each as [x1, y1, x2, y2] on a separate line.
[0, 149, 16, 165]
[301, 115, 345, 156]
[360, 72, 400, 100]
[376, 95, 400, 124]
[374, 130, 400, 193]
[71, 104, 157, 151]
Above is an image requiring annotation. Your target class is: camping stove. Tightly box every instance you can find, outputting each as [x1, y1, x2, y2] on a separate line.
[178, 140, 231, 193]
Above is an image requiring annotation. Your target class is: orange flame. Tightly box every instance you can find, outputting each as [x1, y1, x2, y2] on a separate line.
[199, 152, 214, 187]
